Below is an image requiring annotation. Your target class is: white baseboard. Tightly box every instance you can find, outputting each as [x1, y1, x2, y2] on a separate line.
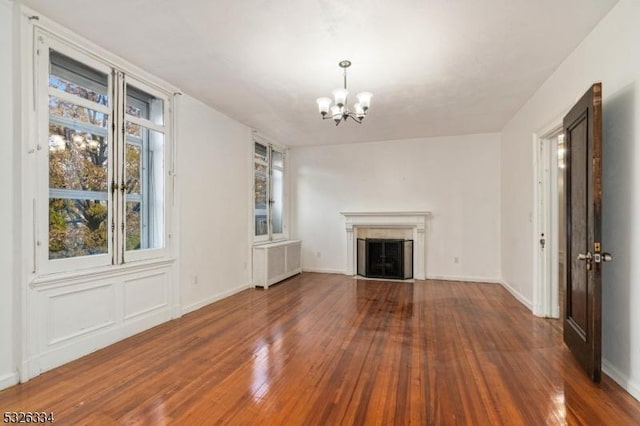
[181, 283, 250, 315]
[498, 279, 533, 310]
[301, 267, 345, 275]
[0, 371, 19, 391]
[603, 359, 640, 402]
[426, 275, 501, 284]
[301, 271, 503, 283]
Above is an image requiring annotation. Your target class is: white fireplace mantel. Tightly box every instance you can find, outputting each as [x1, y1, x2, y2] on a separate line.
[340, 211, 431, 279]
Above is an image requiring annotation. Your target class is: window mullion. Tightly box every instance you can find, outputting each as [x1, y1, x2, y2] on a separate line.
[48, 86, 111, 115]
[125, 114, 165, 134]
[36, 39, 50, 272]
[267, 145, 273, 241]
[113, 70, 126, 265]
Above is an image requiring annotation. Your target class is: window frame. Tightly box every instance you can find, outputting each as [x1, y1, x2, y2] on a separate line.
[270, 146, 285, 241]
[34, 30, 173, 276]
[37, 37, 115, 274]
[121, 75, 171, 263]
[253, 141, 270, 243]
[252, 137, 287, 243]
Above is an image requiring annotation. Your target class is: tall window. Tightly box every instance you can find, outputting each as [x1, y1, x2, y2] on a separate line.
[39, 35, 171, 273]
[254, 141, 285, 242]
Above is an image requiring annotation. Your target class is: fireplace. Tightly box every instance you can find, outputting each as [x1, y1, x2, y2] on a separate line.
[341, 211, 431, 279]
[357, 238, 413, 280]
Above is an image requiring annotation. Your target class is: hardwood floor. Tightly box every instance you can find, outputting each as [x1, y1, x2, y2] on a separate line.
[1, 273, 639, 425]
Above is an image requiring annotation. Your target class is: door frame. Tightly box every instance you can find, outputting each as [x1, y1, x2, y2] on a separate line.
[533, 121, 563, 318]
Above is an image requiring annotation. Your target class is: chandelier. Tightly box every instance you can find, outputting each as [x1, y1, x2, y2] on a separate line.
[316, 60, 372, 125]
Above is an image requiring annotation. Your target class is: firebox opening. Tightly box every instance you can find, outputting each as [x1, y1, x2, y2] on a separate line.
[357, 238, 413, 280]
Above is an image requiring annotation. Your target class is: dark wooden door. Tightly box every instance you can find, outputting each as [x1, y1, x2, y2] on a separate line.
[563, 83, 604, 382]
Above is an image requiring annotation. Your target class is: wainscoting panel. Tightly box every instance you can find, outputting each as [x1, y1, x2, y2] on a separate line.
[47, 283, 116, 345]
[123, 272, 168, 321]
[29, 263, 176, 378]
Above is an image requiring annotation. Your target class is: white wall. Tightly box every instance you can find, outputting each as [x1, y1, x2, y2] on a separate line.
[0, 0, 17, 389]
[177, 95, 252, 313]
[290, 133, 501, 282]
[501, 0, 640, 399]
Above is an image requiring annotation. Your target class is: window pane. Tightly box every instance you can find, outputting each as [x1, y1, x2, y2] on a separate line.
[272, 168, 283, 234]
[49, 123, 108, 192]
[49, 96, 109, 128]
[49, 50, 108, 106]
[125, 143, 142, 194]
[125, 123, 164, 251]
[49, 198, 108, 259]
[126, 84, 164, 126]
[255, 162, 268, 236]
[126, 121, 142, 138]
[126, 201, 142, 251]
[272, 150, 283, 169]
[255, 142, 267, 162]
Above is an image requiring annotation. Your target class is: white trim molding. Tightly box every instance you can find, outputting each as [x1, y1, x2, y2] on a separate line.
[499, 279, 533, 311]
[181, 283, 251, 316]
[302, 267, 345, 275]
[602, 359, 640, 402]
[427, 275, 502, 284]
[0, 372, 19, 391]
[340, 211, 431, 280]
[532, 121, 563, 318]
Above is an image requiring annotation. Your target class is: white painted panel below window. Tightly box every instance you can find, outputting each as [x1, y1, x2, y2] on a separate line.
[124, 272, 168, 320]
[48, 284, 115, 345]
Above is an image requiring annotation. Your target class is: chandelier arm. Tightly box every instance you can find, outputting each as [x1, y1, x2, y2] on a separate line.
[347, 113, 363, 124]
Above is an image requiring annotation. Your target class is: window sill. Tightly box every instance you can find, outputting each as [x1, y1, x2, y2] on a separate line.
[253, 239, 300, 249]
[31, 257, 176, 289]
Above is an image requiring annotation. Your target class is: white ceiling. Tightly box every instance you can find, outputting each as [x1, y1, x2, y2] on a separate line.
[22, 0, 617, 146]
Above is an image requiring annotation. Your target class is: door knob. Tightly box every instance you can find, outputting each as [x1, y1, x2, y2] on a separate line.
[602, 252, 613, 262]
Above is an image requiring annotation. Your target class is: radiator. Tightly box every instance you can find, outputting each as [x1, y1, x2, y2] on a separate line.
[252, 240, 302, 288]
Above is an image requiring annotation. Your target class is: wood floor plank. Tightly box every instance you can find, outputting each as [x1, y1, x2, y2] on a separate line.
[1, 273, 639, 425]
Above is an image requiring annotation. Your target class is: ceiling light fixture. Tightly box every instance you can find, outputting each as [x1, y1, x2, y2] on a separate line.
[316, 60, 372, 126]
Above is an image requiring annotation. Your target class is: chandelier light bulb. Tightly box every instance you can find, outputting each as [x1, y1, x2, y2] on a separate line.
[332, 88, 348, 108]
[330, 105, 342, 122]
[354, 103, 365, 119]
[316, 97, 332, 116]
[356, 92, 373, 111]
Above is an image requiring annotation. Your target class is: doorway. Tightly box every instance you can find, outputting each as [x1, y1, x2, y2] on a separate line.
[533, 126, 566, 320]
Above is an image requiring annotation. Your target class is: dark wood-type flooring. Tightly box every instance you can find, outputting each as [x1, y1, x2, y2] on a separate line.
[2, 273, 639, 425]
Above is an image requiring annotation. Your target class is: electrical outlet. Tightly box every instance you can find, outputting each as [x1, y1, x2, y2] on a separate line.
[454, 257, 459, 264]
[193, 275, 199, 285]
[317, 251, 321, 258]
